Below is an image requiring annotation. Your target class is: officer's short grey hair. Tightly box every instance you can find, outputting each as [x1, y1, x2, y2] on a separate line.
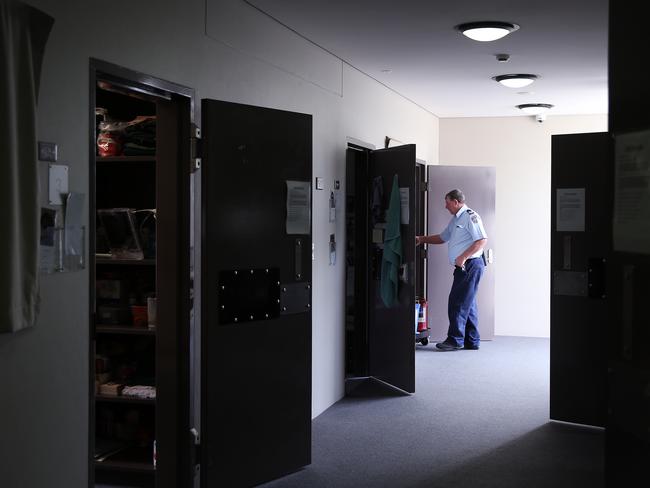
[445, 189, 465, 203]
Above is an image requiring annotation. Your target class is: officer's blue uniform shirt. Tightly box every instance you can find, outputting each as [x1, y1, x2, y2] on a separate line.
[439, 204, 488, 265]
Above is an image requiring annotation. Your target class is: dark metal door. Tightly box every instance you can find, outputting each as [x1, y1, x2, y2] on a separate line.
[201, 99, 312, 486]
[426, 166, 496, 342]
[345, 147, 370, 378]
[367, 145, 417, 393]
[550, 132, 609, 427]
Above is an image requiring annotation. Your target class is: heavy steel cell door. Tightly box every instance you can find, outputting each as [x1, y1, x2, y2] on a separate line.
[367, 145, 417, 393]
[550, 132, 609, 427]
[426, 166, 496, 343]
[201, 99, 312, 486]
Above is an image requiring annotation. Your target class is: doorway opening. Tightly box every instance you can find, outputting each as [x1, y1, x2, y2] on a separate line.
[344, 141, 422, 395]
[344, 142, 497, 395]
[88, 58, 194, 488]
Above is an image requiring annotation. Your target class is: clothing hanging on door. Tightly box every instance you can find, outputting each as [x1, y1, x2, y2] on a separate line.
[380, 174, 402, 307]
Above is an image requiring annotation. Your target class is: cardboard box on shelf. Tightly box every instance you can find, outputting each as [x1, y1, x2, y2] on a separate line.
[99, 382, 124, 396]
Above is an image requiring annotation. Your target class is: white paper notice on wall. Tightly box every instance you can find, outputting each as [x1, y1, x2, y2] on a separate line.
[65, 192, 85, 257]
[48, 164, 68, 205]
[286, 180, 311, 234]
[614, 129, 650, 254]
[556, 188, 585, 231]
[399, 187, 409, 225]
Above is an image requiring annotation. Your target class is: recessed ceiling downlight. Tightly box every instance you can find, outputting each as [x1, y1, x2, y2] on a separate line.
[516, 103, 554, 115]
[493, 74, 538, 88]
[455, 21, 520, 42]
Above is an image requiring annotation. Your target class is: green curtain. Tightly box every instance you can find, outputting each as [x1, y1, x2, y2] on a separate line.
[0, 0, 53, 332]
[380, 174, 402, 308]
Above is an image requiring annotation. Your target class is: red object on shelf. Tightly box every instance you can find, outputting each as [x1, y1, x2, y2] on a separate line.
[97, 131, 123, 157]
[417, 298, 428, 332]
[131, 305, 148, 328]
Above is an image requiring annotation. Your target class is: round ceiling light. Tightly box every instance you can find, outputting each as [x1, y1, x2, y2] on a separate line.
[516, 103, 554, 115]
[493, 74, 539, 88]
[455, 21, 520, 42]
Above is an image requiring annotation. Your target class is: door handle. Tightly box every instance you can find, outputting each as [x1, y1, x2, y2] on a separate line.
[295, 238, 303, 280]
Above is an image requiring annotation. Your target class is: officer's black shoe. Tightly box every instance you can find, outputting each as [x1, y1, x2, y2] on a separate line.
[436, 341, 462, 351]
[464, 344, 480, 350]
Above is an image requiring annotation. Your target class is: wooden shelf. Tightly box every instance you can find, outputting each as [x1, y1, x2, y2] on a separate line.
[96, 257, 155, 266]
[96, 155, 156, 163]
[94, 443, 155, 473]
[95, 459, 155, 474]
[95, 454, 155, 474]
[96, 325, 156, 335]
[96, 394, 156, 405]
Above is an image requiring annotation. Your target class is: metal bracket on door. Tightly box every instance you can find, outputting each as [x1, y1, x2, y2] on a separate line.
[190, 427, 201, 479]
[587, 257, 607, 299]
[553, 270, 587, 296]
[191, 124, 202, 172]
[418, 246, 427, 260]
[190, 427, 200, 445]
[295, 238, 303, 281]
[563, 236, 572, 270]
[280, 282, 312, 314]
[622, 265, 635, 360]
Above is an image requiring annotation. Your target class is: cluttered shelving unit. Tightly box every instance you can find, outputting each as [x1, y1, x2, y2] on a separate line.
[92, 80, 159, 486]
[90, 59, 192, 488]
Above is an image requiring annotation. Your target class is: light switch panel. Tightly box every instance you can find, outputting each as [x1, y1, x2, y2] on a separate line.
[48, 164, 69, 205]
[38, 141, 58, 162]
[315, 177, 324, 190]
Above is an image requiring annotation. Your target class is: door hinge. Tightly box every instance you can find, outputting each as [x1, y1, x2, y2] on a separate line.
[190, 427, 201, 474]
[190, 427, 200, 445]
[419, 246, 427, 259]
[190, 124, 202, 173]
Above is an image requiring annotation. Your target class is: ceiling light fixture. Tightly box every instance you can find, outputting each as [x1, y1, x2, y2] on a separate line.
[516, 103, 554, 115]
[455, 21, 520, 42]
[493, 74, 539, 88]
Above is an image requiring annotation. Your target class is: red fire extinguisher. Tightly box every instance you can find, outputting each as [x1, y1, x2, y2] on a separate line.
[417, 298, 428, 332]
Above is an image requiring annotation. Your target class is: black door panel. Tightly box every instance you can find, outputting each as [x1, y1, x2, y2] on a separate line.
[201, 100, 312, 486]
[367, 145, 417, 393]
[550, 132, 610, 427]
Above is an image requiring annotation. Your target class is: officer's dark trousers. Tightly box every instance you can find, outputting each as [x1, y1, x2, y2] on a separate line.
[447, 257, 485, 347]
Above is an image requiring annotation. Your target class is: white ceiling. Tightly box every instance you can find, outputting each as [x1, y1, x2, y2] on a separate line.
[246, 0, 608, 118]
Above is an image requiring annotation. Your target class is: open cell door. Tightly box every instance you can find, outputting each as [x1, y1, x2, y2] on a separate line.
[366, 145, 417, 393]
[426, 166, 496, 343]
[550, 132, 609, 427]
[200, 99, 312, 486]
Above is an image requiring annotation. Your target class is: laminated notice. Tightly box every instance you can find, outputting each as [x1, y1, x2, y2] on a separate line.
[556, 188, 585, 232]
[614, 129, 650, 254]
[286, 180, 311, 235]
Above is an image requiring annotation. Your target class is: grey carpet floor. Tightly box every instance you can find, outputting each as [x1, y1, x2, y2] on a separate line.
[261, 336, 604, 488]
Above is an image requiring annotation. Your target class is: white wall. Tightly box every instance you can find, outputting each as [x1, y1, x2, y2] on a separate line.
[0, 1, 437, 486]
[439, 115, 607, 338]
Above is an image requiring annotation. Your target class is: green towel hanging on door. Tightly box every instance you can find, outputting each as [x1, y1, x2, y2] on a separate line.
[380, 174, 402, 307]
